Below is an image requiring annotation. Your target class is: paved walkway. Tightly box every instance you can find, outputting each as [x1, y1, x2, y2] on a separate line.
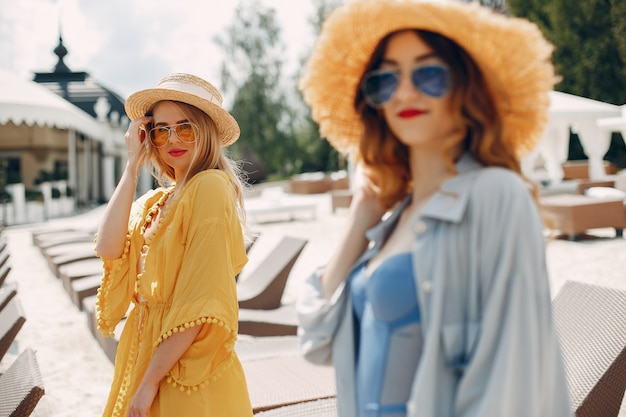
[2, 191, 625, 416]
[1, 207, 112, 417]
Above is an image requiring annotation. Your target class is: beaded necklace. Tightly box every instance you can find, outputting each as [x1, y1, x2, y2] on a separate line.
[140, 188, 175, 237]
[137, 188, 176, 287]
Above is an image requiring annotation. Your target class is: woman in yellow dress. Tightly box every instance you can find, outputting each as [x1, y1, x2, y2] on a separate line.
[95, 73, 252, 417]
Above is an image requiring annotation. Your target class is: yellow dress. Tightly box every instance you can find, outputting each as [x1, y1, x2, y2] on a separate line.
[96, 170, 252, 417]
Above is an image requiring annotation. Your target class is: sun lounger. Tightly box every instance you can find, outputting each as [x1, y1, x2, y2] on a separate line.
[33, 229, 94, 245]
[0, 282, 17, 313]
[235, 335, 301, 362]
[243, 355, 335, 413]
[82, 295, 98, 338]
[95, 318, 125, 363]
[0, 296, 26, 362]
[41, 241, 96, 259]
[236, 233, 262, 282]
[552, 280, 626, 417]
[0, 348, 45, 417]
[31, 226, 82, 245]
[0, 247, 10, 271]
[35, 232, 94, 252]
[237, 236, 308, 310]
[0, 234, 8, 255]
[47, 250, 98, 277]
[540, 194, 626, 240]
[82, 295, 126, 363]
[238, 304, 298, 337]
[246, 232, 261, 254]
[0, 262, 11, 289]
[237, 335, 336, 413]
[246, 200, 318, 223]
[290, 173, 332, 194]
[69, 274, 101, 311]
[254, 398, 338, 416]
[58, 258, 103, 294]
[330, 189, 353, 213]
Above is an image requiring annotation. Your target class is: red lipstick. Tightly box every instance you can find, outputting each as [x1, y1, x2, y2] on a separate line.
[169, 149, 187, 157]
[398, 109, 425, 118]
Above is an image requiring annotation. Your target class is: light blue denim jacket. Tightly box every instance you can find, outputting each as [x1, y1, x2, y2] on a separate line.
[297, 154, 572, 417]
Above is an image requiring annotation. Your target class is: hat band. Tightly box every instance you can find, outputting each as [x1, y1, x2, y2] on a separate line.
[157, 80, 223, 107]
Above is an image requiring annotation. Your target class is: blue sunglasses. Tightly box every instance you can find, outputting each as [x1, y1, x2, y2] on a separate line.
[361, 64, 452, 108]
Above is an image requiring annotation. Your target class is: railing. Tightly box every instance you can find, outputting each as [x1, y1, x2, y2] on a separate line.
[0, 181, 76, 225]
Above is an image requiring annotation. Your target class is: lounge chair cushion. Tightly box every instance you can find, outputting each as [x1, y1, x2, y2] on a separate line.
[585, 186, 626, 200]
[0, 348, 45, 417]
[553, 281, 626, 417]
[0, 296, 26, 362]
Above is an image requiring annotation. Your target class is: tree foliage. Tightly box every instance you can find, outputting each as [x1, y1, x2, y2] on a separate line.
[215, 0, 350, 180]
[504, 0, 550, 30]
[508, 0, 626, 168]
[508, 0, 626, 105]
[214, 0, 292, 181]
[289, 0, 346, 174]
[610, 0, 626, 89]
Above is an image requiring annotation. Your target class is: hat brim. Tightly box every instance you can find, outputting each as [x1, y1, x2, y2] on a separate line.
[125, 88, 240, 147]
[300, 0, 557, 156]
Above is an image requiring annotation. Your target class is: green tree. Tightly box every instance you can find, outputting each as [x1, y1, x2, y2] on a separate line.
[509, 0, 626, 105]
[610, 0, 626, 88]
[507, 0, 550, 31]
[215, 0, 292, 181]
[509, 0, 626, 168]
[552, 0, 625, 104]
[290, 0, 345, 174]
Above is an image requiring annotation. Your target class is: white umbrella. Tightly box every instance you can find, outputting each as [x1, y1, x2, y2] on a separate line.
[530, 91, 622, 181]
[0, 69, 105, 140]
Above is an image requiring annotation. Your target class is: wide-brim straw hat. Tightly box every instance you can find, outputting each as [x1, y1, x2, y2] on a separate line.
[125, 73, 240, 146]
[299, 0, 558, 156]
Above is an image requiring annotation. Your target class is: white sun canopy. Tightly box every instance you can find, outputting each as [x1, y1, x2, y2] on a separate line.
[0, 69, 105, 140]
[523, 91, 623, 182]
[597, 105, 626, 138]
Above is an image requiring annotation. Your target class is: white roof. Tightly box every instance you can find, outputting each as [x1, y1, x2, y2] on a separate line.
[549, 91, 622, 120]
[597, 105, 626, 131]
[0, 69, 105, 140]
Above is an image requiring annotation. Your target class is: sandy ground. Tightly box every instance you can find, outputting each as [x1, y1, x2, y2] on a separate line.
[1, 207, 113, 417]
[1, 190, 625, 416]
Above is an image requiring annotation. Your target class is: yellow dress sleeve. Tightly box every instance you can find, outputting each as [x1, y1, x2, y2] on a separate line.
[156, 171, 248, 389]
[95, 189, 163, 337]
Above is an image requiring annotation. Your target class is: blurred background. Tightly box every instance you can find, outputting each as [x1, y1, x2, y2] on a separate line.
[0, 0, 624, 224]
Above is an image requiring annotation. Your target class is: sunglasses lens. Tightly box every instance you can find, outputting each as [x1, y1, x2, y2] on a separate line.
[149, 123, 196, 147]
[175, 123, 195, 143]
[150, 127, 169, 147]
[412, 65, 450, 98]
[363, 71, 398, 107]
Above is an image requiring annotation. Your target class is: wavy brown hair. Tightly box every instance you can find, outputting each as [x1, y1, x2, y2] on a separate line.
[145, 100, 248, 231]
[355, 29, 524, 210]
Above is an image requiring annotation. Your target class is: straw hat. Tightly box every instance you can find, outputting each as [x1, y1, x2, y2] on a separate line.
[125, 73, 240, 146]
[299, 0, 558, 156]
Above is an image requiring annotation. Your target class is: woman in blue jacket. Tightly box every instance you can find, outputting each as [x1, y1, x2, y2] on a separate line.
[297, 1, 572, 416]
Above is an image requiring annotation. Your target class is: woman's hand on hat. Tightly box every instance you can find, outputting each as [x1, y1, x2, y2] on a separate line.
[124, 118, 151, 174]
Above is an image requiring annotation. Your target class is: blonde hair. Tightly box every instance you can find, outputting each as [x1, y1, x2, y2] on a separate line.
[145, 100, 248, 233]
[355, 29, 535, 210]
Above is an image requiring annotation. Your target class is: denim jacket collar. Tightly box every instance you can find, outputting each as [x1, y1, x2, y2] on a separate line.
[366, 152, 483, 244]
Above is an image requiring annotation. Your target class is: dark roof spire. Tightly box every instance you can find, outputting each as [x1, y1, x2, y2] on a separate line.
[53, 26, 70, 73]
